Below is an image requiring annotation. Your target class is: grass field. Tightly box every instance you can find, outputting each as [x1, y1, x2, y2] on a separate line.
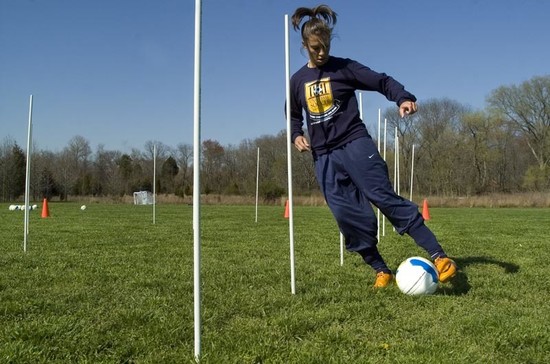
[1, 202, 549, 363]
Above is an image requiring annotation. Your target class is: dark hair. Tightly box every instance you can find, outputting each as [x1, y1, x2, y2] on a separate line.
[291, 4, 337, 47]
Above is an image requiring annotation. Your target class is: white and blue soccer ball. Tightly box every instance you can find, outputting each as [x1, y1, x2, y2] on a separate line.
[396, 256, 439, 295]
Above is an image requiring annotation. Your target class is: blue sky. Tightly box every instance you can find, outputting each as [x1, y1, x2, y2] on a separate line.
[1, 0, 548, 153]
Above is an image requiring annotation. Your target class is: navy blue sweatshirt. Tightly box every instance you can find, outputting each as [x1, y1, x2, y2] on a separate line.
[290, 56, 416, 156]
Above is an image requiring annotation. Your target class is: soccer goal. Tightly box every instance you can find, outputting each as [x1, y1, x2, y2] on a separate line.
[133, 191, 153, 205]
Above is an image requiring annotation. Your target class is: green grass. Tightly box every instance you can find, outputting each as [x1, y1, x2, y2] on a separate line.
[1, 203, 549, 363]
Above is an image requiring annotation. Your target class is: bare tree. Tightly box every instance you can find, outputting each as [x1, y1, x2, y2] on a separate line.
[234, 139, 261, 195]
[32, 149, 58, 200]
[176, 143, 193, 195]
[410, 99, 468, 195]
[256, 132, 287, 201]
[488, 75, 550, 189]
[201, 139, 225, 194]
[59, 135, 92, 196]
[488, 75, 550, 169]
[384, 107, 422, 195]
[0, 137, 26, 201]
[93, 145, 122, 196]
[144, 140, 170, 161]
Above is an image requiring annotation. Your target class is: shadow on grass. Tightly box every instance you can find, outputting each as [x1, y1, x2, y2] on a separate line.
[438, 256, 520, 296]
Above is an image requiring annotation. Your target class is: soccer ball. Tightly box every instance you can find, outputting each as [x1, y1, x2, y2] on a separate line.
[80, 205, 87, 210]
[396, 257, 439, 295]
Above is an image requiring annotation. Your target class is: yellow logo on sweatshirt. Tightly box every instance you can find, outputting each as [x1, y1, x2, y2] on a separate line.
[305, 78, 339, 124]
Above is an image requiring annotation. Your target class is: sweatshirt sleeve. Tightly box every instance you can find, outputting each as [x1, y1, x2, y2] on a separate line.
[289, 76, 305, 143]
[347, 59, 417, 106]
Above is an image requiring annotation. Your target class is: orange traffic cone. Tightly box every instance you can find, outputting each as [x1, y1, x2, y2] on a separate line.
[284, 199, 289, 219]
[41, 198, 50, 218]
[422, 199, 430, 221]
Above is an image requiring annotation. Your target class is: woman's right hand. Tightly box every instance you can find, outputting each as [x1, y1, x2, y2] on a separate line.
[294, 136, 311, 152]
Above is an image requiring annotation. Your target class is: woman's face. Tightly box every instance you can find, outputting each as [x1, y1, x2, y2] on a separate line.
[303, 34, 330, 67]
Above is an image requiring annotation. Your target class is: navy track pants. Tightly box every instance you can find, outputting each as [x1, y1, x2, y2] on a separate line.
[314, 136, 443, 257]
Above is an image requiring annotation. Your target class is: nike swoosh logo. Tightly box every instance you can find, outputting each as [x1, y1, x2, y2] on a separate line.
[368, 154, 375, 159]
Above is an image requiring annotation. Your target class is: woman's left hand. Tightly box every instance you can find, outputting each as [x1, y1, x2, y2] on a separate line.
[399, 100, 418, 117]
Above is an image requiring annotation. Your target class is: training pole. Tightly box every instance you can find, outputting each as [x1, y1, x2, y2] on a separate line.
[382, 118, 387, 236]
[397, 132, 400, 196]
[377, 109, 381, 241]
[284, 14, 296, 295]
[23, 95, 33, 252]
[255, 147, 259, 223]
[393, 128, 398, 232]
[410, 144, 415, 201]
[153, 144, 156, 225]
[339, 233, 344, 266]
[394, 127, 398, 192]
[193, 0, 202, 359]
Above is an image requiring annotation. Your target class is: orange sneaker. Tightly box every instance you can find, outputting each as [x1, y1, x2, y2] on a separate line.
[373, 271, 393, 288]
[434, 257, 457, 283]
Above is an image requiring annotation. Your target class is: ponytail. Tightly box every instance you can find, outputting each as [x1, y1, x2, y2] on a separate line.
[291, 4, 337, 42]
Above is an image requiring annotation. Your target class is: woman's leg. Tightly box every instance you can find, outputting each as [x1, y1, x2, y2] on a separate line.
[340, 137, 447, 259]
[314, 148, 390, 275]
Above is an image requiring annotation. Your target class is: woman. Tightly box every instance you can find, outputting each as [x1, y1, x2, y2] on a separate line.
[289, 5, 457, 287]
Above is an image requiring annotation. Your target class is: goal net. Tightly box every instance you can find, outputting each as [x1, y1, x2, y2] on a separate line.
[133, 191, 153, 205]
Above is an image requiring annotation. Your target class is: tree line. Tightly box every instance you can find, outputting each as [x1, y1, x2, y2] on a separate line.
[1, 75, 549, 203]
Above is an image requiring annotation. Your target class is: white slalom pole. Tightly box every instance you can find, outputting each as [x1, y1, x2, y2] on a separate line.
[358, 92, 363, 120]
[410, 144, 415, 201]
[397, 133, 400, 196]
[382, 118, 387, 237]
[339, 233, 344, 266]
[377, 109, 381, 241]
[255, 147, 259, 223]
[153, 144, 156, 225]
[284, 14, 296, 295]
[393, 128, 398, 233]
[377, 110, 381, 151]
[193, 0, 202, 359]
[23, 95, 33, 252]
[394, 127, 398, 191]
